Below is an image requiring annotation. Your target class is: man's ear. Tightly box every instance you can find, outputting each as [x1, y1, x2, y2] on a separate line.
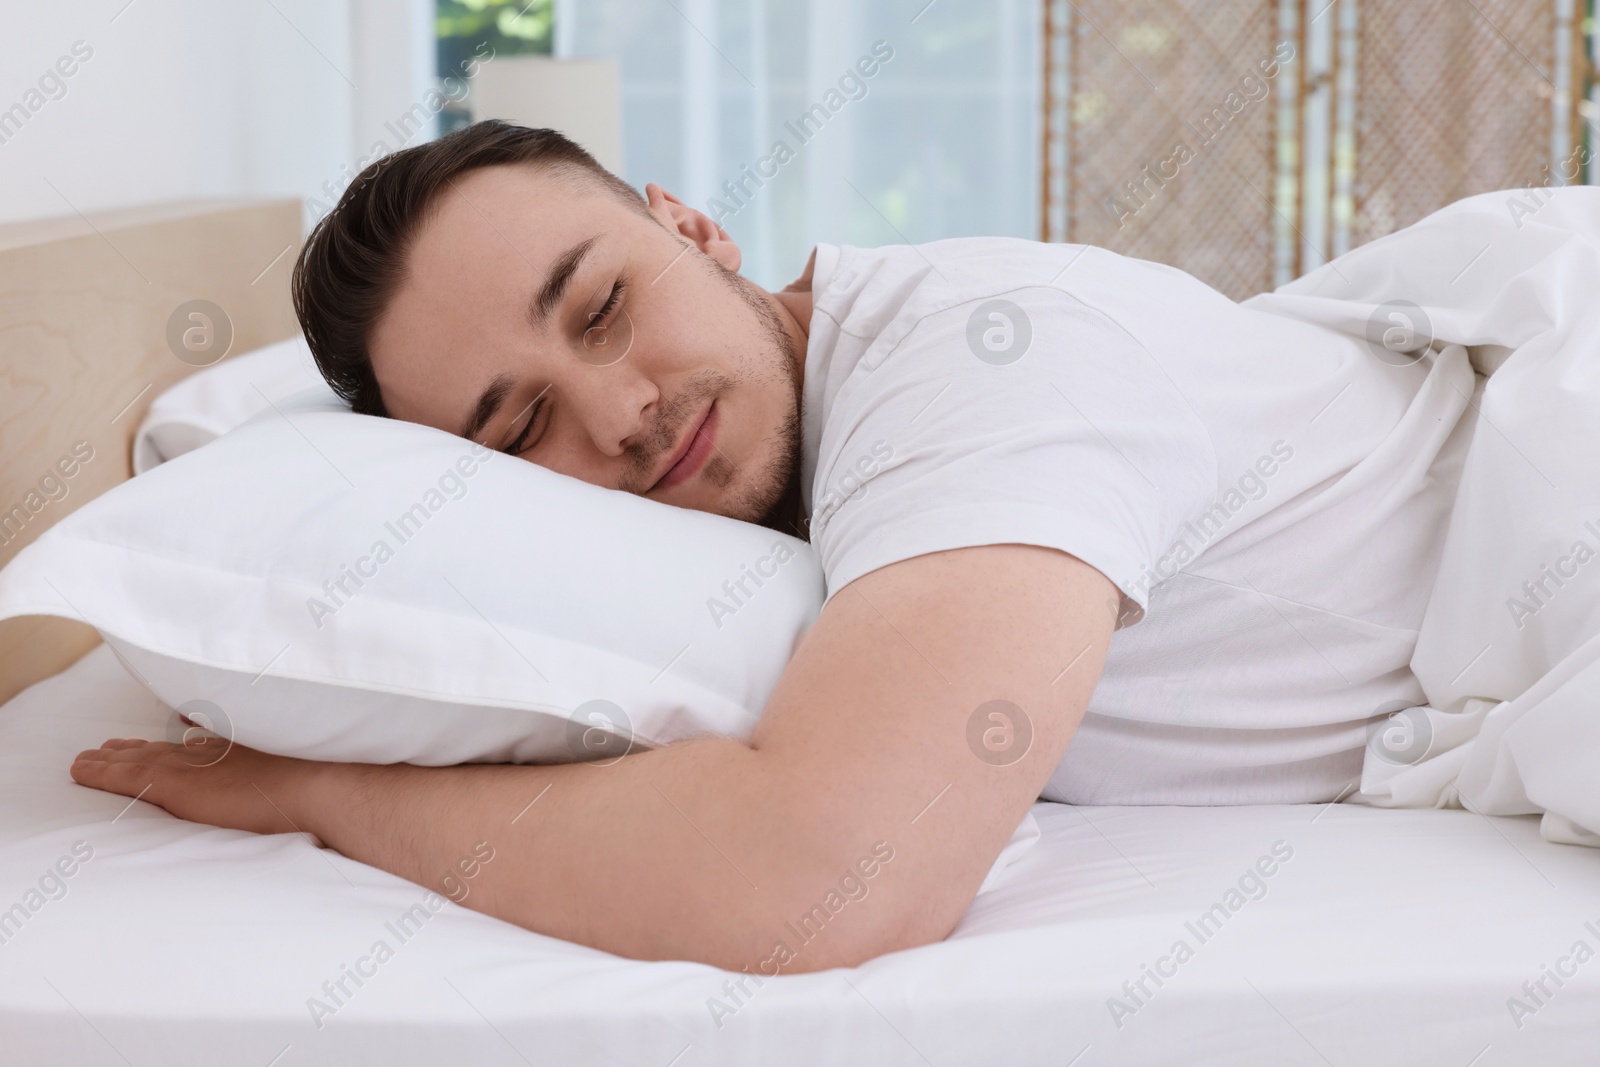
[644, 182, 742, 272]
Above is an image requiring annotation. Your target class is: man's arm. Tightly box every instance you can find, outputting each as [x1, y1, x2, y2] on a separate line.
[71, 544, 1117, 972]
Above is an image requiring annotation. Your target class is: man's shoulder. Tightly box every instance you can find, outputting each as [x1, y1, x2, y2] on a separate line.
[834, 235, 1082, 295]
[821, 237, 1198, 326]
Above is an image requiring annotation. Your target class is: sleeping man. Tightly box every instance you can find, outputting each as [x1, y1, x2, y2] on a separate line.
[70, 119, 1600, 969]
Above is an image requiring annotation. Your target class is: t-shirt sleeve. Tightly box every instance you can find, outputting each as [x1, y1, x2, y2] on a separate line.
[808, 283, 1220, 628]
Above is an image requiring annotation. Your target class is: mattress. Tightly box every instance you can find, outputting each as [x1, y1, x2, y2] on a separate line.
[3, 644, 1598, 1066]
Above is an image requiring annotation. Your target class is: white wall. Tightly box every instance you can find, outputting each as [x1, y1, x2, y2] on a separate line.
[0, 0, 434, 230]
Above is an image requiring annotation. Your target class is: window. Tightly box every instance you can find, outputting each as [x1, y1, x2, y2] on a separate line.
[436, 0, 554, 134]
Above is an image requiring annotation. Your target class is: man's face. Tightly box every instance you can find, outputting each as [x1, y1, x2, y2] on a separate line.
[369, 165, 805, 526]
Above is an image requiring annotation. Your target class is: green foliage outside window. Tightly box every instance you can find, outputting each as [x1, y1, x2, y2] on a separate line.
[437, 0, 553, 133]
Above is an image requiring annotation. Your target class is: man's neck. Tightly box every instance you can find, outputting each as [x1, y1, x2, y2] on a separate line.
[770, 287, 813, 341]
[769, 286, 813, 399]
[770, 245, 819, 376]
[756, 250, 821, 542]
[759, 466, 809, 542]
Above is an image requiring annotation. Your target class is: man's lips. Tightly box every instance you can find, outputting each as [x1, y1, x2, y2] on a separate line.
[650, 401, 717, 493]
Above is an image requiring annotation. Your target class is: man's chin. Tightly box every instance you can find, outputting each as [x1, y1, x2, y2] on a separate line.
[685, 475, 780, 528]
[643, 454, 798, 532]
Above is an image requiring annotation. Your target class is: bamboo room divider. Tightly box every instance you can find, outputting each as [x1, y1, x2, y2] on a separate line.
[1041, 0, 1591, 300]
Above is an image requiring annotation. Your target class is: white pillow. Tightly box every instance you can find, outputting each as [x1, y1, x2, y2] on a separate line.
[133, 335, 345, 474]
[0, 409, 823, 765]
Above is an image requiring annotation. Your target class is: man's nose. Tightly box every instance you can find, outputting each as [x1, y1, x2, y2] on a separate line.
[562, 362, 658, 457]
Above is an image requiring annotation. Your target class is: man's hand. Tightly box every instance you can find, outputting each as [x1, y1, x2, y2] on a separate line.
[72, 736, 316, 838]
[68, 544, 1118, 972]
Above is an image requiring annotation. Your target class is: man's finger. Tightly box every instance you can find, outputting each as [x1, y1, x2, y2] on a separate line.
[100, 757, 162, 795]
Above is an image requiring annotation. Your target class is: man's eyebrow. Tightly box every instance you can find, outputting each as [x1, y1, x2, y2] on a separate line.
[530, 235, 599, 330]
[461, 372, 518, 443]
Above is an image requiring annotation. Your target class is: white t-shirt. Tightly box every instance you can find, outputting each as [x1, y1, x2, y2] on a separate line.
[800, 238, 1474, 805]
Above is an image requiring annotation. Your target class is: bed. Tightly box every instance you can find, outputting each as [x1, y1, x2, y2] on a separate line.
[1, 201, 1597, 1065]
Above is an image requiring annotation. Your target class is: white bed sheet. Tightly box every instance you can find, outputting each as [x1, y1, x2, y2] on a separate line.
[2, 644, 1598, 1066]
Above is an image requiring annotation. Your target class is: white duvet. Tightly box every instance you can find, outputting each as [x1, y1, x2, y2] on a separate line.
[1245, 187, 1600, 846]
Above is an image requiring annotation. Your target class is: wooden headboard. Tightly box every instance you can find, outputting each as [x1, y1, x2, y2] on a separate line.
[0, 198, 302, 704]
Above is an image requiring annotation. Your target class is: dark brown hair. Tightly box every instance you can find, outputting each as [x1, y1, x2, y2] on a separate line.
[291, 120, 651, 417]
